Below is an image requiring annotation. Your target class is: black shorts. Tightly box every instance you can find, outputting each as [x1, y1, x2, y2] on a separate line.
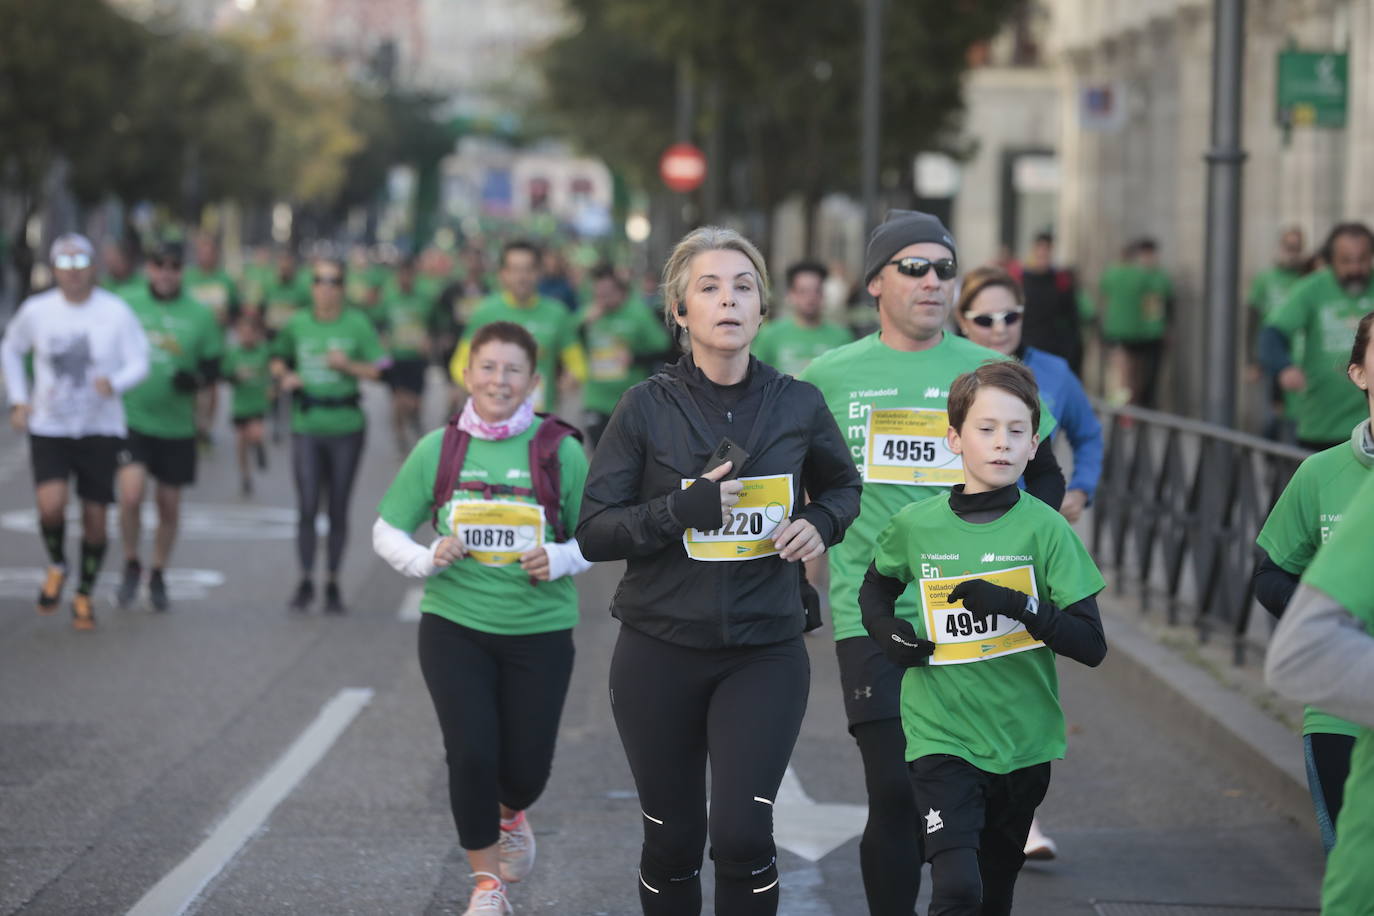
[836, 635, 903, 730]
[29, 435, 127, 504]
[908, 754, 1051, 859]
[387, 358, 428, 394]
[125, 429, 197, 486]
[232, 413, 266, 428]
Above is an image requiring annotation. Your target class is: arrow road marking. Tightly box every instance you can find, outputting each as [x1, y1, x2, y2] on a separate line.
[772, 765, 868, 863]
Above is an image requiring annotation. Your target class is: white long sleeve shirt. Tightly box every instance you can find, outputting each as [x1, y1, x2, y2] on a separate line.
[0, 287, 149, 438]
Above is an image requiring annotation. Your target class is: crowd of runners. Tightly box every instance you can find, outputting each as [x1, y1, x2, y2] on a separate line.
[3, 210, 1373, 916]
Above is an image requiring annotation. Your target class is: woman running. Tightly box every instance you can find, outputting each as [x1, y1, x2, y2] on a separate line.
[1255, 310, 1374, 852]
[373, 321, 590, 916]
[577, 226, 862, 915]
[270, 256, 386, 613]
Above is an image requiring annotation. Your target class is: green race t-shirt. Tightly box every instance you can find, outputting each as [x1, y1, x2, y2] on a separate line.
[223, 342, 272, 419]
[1249, 266, 1304, 320]
[800, 332, 1058, 641]
[381, 284, 438, 360]
[262, 273, 312, 333]
[873, 491, 1105, 772]
[273, 308, 384, 436]
[1100, 263, 1171, 342]
[753, 319, 855, 377]
[122, 290, 225, 439]
[579, 302, 670, 415]
[376, 421, 588, 635]
[1302, 472, 1374, 915]
[456, 294, 582, 411]
[1256, 422, 1374, 737]
[183, 267, 239, 326]
[1264, 269, 1372, 443]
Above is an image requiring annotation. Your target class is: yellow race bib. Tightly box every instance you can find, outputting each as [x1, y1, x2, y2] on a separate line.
[588, 341, 632, 381]
[450, 499, 545, 567]
[865, 407, 964, 487]
[919, 565, 1044, 665]
[681, 474, 794, 562]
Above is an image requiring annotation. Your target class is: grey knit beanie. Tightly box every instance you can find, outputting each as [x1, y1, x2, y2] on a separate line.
[863, 210, 957, 284]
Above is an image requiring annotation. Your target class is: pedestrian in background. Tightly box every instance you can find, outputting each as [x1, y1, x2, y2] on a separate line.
[0, 233, 149, 629]
[1262, 222, 1374, 452]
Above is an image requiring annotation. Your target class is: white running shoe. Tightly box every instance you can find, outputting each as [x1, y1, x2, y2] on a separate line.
[463, 873, 512, 915]
[1023, 817, 1058, 860]
[498, 813, 536, 883]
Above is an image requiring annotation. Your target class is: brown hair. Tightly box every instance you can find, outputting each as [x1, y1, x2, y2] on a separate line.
[957, 265, 1024, 315]
[947, 360, 1041, 432]
[468, 321, 538, 370]
[1350, 311, 1374, 371]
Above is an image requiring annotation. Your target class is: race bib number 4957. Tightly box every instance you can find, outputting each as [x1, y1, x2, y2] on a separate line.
[865, 408, 963, 487]
[450, 500, 545, 567]
[681, 474, 794, 562]
[918, 565, 1044, 665]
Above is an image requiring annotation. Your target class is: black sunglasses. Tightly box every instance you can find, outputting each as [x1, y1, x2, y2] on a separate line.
[312, 274, 345, 286]
[969, 310, 1023, 328]
[150, 258, 183, 270]
[888, 256, 957, 281]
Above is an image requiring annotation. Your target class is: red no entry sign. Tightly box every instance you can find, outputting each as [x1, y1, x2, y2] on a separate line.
[660, 143, 707, 193]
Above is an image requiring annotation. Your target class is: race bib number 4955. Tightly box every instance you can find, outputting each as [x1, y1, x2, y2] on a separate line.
[918, 565, 1044, 665]
[681, 474, 794, 562]
[450, 500, 545, 567]
[865, 408, 963, 486]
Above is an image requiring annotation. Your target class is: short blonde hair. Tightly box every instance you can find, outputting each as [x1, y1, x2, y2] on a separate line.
[660, 226, 771, 337]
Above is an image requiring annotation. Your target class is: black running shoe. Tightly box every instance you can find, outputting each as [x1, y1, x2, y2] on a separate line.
[148, 569, 170, 612]
[116, 560, 141, 609]
[289, 579, 315, 612]
[323, 581, 345, 614]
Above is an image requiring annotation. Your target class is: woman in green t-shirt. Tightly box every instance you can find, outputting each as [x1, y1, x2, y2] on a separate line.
[1254, 310, 1374, 852]
[372, 322, 591, 916]
[270, 257, 385, 613]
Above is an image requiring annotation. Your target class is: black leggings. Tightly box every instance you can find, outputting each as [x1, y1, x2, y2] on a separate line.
[1306, 732, 1358, 853]
[852, 717, 922, 915]
[291, 430, 365, 575]
[417, 614, 575, 850]
[609, 625, 809, 916]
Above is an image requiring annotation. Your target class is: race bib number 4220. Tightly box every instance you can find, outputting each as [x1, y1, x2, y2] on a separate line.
[865, 408, 963, 486]
[450, 500, 545, 567]
[919, 565, 1044, 665]
[681, 474, 794, 562]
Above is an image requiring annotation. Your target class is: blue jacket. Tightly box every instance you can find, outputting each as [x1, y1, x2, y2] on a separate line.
[1023, 346, 1103, 500]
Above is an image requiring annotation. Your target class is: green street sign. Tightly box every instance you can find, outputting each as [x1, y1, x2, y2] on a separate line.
[1277, 50, 1348, 128]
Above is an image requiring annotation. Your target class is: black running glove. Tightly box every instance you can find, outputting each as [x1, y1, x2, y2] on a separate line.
[947, 578, 1031, 622]
[867, 616, 936, 668]
[668, 478, 724, 531]
[171, 369, 201, 393]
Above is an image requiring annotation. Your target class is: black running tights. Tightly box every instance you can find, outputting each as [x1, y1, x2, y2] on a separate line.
[417, 614, 575, 850]
[608, 624, 809, 916]
[291, 430, 364, 575]
[852, 716, 922, 915]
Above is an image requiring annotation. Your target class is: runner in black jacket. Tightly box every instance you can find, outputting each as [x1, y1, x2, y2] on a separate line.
[577, 226, 861, 916]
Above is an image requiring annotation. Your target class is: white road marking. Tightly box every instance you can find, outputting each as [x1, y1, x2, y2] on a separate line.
[772, 765, 867, 863]
[397, 585, 423, 621]
[125, 687, 375, 916]
[0, 443, 27, 485]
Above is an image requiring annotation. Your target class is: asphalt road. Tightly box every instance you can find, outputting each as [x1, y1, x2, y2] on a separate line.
[0, 379, 1326, 915]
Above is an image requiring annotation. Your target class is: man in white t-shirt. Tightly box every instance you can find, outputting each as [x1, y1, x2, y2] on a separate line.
[1, 233, 150, 629]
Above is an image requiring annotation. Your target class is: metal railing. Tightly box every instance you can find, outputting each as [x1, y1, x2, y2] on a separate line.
[1089, 400, 1312, 666]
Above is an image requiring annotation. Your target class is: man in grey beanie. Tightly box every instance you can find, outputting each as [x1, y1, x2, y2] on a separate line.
[799, 210, 1066, 915]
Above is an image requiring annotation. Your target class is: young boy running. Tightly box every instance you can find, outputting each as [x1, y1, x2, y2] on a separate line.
[859, 361, 1107, 915]
[223, 310, 271, 496]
